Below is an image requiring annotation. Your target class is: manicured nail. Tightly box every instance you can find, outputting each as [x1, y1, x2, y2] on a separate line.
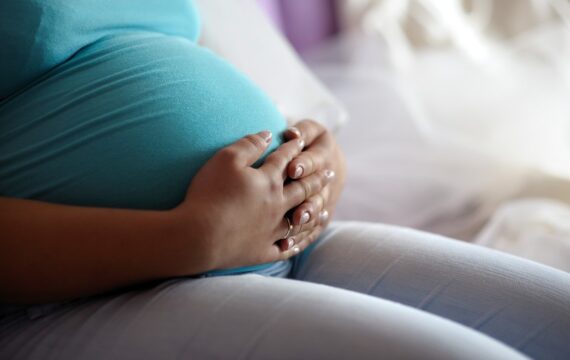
[300, 211, 310, 225]
[324, 169, 335, 179]
[287, 237, 295, 249]
[288, 127, 301, 138]
[297, 139, 305, 149]
[294, 165, 304, 178]
[292, 246, 300, 254]
[319, 210, 329, 223]
[259, 131, 272, 143]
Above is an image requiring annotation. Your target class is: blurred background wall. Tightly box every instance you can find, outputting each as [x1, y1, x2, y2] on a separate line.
[257, 0, 568, 53]
[257, 0, 338, 52]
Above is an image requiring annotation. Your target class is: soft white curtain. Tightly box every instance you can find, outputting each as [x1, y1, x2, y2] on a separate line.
[325, 0, 570, 270]
[339, 0, 570, 178]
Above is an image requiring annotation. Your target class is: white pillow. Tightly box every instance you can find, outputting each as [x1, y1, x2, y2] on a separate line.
[195, 0, 348, 131]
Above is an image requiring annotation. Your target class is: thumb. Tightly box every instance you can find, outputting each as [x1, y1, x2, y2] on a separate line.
[219, 131, 273, 167]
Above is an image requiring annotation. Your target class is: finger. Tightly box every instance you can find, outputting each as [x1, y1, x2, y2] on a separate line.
[288, 147, 329, 179]
[290, 215, 322, 240]
[277, 228, 311, 251]
[283, 169, 335, 209]
[261, 243, 285, 264]
[295, 225, 323, 252]
[284, 119, 327, 146]
[279, 226, 323, 259]
[216, 131, 272, 167]
[291, 186, 330, 226]
[274, 216, 294, 243]
[260, 138, 305, 181]
[273, 210, 318, 247]
[268, 225, 311, 261]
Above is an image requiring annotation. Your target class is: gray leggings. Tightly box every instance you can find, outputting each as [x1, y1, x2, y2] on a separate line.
[1, 222, 569, 359]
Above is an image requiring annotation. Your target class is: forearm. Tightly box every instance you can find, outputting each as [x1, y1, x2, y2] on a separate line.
[0, 197, 209, 304]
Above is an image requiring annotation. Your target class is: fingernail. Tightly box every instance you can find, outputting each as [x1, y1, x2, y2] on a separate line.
[292, 246, 300, 254]
[297, 138, 305, 149]
[287, 237, 295, 249]
[300, 211, 310, 225]
[288, 127, 301, 138]
[294, 165, 304, 178]
[324, 169, 335, 179]
[319, 210, 329, 223]
[259, 131, 272, 143]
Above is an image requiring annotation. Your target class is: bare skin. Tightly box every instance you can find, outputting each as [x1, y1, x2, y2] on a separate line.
[278, 120, 347, 252]
[0, 131, 335, 304]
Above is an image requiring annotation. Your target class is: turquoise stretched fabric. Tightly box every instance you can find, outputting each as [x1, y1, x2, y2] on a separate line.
[0, 0, 287, 274]
[0, 0, 201, 98]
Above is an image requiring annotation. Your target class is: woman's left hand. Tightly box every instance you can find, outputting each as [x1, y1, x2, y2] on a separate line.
[278, 119, 347, 251]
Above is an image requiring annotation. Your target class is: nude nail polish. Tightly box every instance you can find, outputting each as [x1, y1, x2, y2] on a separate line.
[324, 169, 335, 179]
[288, 237, 295, 249]
[300, 211, 310, 224]
[298, 139, 305, 149]
[259, 131, 272, 143]
[294, 165, 304, 178]
[288, 127, 301, 138]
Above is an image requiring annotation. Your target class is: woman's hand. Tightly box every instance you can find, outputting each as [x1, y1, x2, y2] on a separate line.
[278, 120, 347, 252]
[173, 131, 335, 272]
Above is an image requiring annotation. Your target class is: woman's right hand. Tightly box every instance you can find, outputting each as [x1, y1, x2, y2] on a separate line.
[172, 131, 335, 273]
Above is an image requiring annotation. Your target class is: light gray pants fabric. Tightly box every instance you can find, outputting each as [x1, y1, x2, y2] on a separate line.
[1, 222, 569, 359]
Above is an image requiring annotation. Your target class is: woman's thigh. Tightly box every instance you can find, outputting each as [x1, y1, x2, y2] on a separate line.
[0, 275, 523, 360]
[292, 221, 570, 359]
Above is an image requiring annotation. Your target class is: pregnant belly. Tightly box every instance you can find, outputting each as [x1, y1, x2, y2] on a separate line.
[0, 33, 286, 210]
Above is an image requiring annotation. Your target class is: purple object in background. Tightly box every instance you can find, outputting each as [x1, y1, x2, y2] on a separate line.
[257, 0, 285, 30]
[257, 0, 339, 52]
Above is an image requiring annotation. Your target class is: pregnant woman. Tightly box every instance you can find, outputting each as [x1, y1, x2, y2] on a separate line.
[1, 1, 569, 359]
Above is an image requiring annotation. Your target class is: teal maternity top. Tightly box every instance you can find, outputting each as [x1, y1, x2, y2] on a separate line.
[0, 0, 288, 275]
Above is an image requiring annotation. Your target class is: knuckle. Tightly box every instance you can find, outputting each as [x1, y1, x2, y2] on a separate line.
[319, 169, 330, 184]
[271, 153, 288, 171]
[299, 179, 312, 198]
[278, 143, 298, 163]
[243, 134, 265, 151]
[305, 155, 315, 173]
[305, 119, 325, 133]
[311, 196, 323, 211]
[217, 147, 240, 163]
[305, 118, 320, 129]
[268, 175, 282, 193]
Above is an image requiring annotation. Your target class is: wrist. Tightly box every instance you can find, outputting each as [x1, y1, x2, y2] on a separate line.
[167, 205, 218, 275]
